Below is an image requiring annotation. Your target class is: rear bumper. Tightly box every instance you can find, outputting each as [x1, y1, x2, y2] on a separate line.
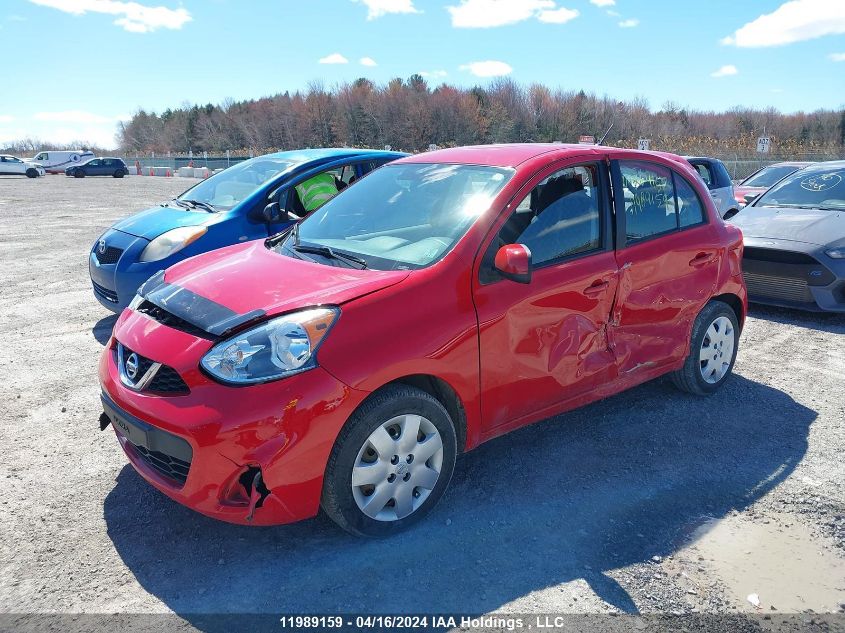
[100, 310, 369, 525]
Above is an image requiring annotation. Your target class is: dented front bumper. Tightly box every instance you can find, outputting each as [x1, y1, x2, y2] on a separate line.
[99, 309, 369, 526]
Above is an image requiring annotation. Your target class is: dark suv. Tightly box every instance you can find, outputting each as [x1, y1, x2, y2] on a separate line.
[66, 157, 129, 178]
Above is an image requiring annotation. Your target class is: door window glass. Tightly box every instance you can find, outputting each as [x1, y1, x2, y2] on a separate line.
[619, 161, 678, 241]
[496, 164, 602, 266]
[675, 173, 706, 228]
[693, 163, 713, 187]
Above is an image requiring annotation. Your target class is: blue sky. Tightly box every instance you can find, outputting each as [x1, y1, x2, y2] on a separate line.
[1, 0, 844, 148]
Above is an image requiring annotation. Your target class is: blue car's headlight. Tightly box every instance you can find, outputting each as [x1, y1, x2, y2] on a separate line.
[200, 308, 339, 384]
[139, 226, 207, 263]
[825, 248, 845, 259]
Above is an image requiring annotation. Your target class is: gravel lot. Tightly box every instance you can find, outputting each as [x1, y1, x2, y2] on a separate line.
[0, 175, 843, 629]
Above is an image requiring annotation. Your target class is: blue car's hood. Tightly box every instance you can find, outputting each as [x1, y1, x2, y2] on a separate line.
[111, 204, 215, 240]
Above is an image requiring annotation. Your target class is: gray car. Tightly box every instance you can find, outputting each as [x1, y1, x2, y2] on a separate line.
[684, 156, 738, 219]
[65, 157, 128, 178]
[729, 160, 845, 312]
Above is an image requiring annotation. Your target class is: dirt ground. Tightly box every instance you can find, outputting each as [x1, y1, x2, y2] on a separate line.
[0, 175, 843, 629]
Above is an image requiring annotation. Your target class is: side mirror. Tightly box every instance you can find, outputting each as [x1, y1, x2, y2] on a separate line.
[744, 194, 759, 205]
[494, 244, 532, 284]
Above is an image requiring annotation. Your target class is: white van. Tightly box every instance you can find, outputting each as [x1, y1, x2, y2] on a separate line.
[29, 150, 95, 174]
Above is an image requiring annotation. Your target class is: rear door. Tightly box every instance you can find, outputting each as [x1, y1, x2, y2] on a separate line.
[1, 157, 26, 175]
[609, 156, 721, 374]
[473, 160, 619, 433]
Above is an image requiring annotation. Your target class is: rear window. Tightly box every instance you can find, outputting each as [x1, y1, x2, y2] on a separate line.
[741, 165, 800, 188]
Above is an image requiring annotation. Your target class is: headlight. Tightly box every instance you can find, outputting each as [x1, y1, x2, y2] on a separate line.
[139, 226, 207, 263]
[200, 308, 339, 384]
[825, 248, 845, 259]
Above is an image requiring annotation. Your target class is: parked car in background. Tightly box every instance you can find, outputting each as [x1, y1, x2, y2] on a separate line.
[66, 157, 128, 178]
[30, 149, 94, 174]
[98, 144, 746, 535]
[89, 148, 406, 312]
[734, 161, 813, 207]
[684, 156, 738, 219]
[0, 154, 45, 178]
[729, 161, 845, 312]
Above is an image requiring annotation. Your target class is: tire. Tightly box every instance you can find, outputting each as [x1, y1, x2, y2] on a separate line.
[25, 168, 38, 179]
[670, 300, 739, 396]
[74, 169, 85, 178]
[113, 169, 125, 178]
[321, 384, 457, 537]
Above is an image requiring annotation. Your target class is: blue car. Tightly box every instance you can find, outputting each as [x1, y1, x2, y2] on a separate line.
[89, 148, 406, 312]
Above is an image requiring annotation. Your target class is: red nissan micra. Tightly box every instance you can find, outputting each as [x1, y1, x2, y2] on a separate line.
[99, 144, 746, 536]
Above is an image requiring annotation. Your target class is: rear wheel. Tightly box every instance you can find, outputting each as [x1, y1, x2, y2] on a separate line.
[74, 169, 85, 178]
[25, 168, 38, 178]
[321, 385, 457, 537]
[113, 169, 125, 178]
[671, 300, 739, 395]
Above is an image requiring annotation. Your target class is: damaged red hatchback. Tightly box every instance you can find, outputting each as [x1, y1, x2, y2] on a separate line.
[100, 144, 747, 536]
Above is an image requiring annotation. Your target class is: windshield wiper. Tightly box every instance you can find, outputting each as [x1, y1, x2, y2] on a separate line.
[163, 198, 192, 209]
[293, 243, 368, 269]
[181, 199, 216, 213]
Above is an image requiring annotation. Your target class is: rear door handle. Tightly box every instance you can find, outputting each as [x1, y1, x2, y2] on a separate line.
[689, 252, 715, 267]
[583, 280, 610, 296]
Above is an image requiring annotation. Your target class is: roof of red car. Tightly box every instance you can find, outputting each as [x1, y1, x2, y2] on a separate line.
[399, 143, 677, 168]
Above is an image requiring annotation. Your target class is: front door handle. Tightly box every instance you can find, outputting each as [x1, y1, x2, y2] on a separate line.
[689, 252, 715, 267]
[584, 280, 610, 296]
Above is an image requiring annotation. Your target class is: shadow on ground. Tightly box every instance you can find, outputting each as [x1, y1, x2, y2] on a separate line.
[92, 314, 118, 346]
[104, 374, 814, 631]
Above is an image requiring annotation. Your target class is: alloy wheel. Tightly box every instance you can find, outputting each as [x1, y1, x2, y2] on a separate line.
[699, 315, 735, 384]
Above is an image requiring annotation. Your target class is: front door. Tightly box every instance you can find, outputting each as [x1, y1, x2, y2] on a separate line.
[473, 160, 619, 434]
[609, 157, 722, 374]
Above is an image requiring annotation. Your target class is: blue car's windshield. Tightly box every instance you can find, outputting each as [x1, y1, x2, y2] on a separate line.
[279, 163, 513, 270]
[178, 157, 294, 211]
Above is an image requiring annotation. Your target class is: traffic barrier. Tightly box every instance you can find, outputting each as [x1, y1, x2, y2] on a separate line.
[176, 166, 194, 177]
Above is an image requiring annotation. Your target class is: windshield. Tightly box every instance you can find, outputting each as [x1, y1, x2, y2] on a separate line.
[741, 165, 801, 188]
[276, 163, 513, 270]
[178, 157, 294, 211]
[755, 167, 845, 210]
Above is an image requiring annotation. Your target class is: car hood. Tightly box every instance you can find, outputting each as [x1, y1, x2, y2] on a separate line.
[729, 205, 844, 247]
[111, 204, 215, 240]
[138, 240, 410, 336]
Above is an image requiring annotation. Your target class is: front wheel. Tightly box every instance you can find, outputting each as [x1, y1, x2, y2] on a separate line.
[671, 300, 739, 395]
[25, 168, 38, 178]
[113, 169, 125, 178]
[74, 169, 85, 178]
[321, 385, 457, 537]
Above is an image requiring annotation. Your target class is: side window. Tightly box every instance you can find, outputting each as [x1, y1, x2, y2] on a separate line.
[693, 163, 714, 188]
[496, 164, 602, 266]
[288, 168, 342, 216]
[674, 173, 706, 228]
[619, 161, 677, 242]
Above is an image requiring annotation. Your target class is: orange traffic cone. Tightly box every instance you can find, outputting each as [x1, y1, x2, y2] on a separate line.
[188, 159, 194, 168]
[135, 160, 141, 175]
[165, 168, 172, 177]
[204, 168, 211, 179]
[149, 167, 154, 176]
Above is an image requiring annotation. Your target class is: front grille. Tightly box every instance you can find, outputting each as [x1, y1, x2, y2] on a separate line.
[744, 271, 815, 303]
[116, 343, 190, 396]
[92, 281, 118, 303]
[130, 443, 191, 486]
[743, 247, 817, 265]
[95, 245, 123, 265]
[136, 300, 212, 339]
[148, 365, 190, 395]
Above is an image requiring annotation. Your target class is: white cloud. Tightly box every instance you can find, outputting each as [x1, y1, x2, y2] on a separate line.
[538, 7, 578, 24]
[589, 0, 614, 6]
[353, 0, 419, 20]
[359, 56, 377, 67]
[33, 110, 126, 123]
[419, 69, 448, 78]
[829, 52, 845, 62]
[459, 60, 513, 77]
[27, 0, 191, 33]
[711, 64, 739, 78]
[448, 0, 579, 28]
[721, 0, 845, 47]
[318, 53, 349, 64]
[605, 9, 620, 17]
[618, 18, 639, 28]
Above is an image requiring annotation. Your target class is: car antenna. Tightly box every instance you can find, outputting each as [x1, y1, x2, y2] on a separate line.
[596, 122, 614, 146]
